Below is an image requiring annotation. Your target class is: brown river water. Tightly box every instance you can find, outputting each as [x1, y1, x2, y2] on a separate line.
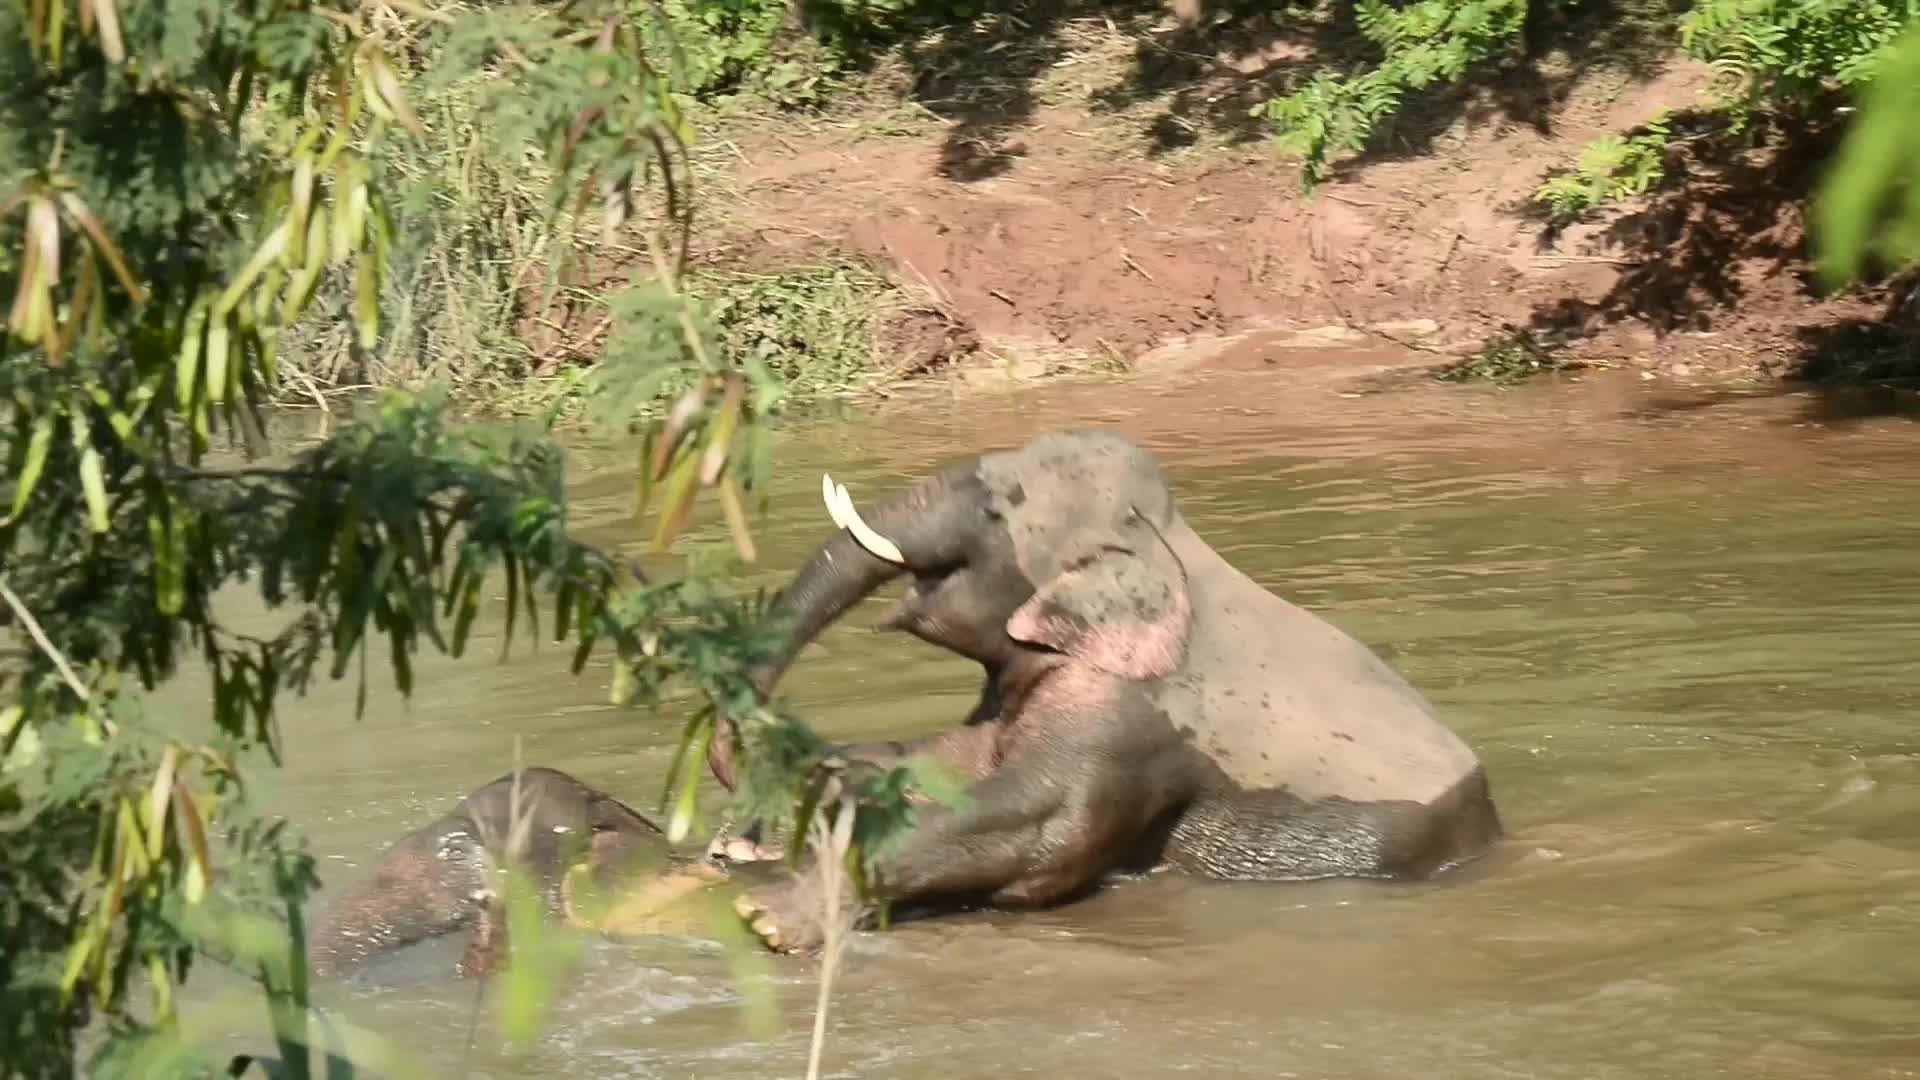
[170, 356, 1920, 1078]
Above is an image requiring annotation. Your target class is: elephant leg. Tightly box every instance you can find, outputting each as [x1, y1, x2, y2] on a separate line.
[735, 709, 1196, 953]
[1167, 767, 1503, 882]
[709, 687, 1003, 865]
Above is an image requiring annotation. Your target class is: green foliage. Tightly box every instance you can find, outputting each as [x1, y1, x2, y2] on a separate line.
[1535, 113, 1673, 218]
[1682, 0, 1920, 128]
[1258, 0, 1530, 187]
[644, 0, 841, 106]
[0, 2, 950, 1076]
[1814, 22, 1920, 282]
[1434, 327, 1578, 383]
[703, 260, 905, 398]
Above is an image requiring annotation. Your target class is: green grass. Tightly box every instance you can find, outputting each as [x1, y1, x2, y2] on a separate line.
[1435, 328, 1585, 384]
[700, 259, 911, 399]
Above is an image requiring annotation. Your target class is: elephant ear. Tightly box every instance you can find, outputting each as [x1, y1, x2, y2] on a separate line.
[1005, 516, 1191, 680]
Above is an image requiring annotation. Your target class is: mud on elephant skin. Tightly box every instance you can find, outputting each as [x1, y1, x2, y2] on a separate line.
[715, 430, 1504, 953]
[305, 767, 756, 980]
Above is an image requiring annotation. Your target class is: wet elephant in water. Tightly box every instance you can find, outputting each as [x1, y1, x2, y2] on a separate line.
[306, 767, 741, 979]
[715, 430, 1503, 952]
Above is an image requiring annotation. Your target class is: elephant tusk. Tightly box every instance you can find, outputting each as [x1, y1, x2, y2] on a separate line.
[821, 473, 850, 530]
[835, 483, 906, 564]
[822, 472, 905, 563]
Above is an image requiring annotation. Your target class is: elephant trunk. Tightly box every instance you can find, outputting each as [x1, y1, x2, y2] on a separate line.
[708, 462, 980, 789]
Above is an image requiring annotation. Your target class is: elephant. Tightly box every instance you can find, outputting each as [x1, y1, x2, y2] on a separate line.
[306, 767, 746, 979]
[714, 430, 1503, 953]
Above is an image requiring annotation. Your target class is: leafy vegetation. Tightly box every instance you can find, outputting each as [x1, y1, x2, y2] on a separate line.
[1681, 0, 1920, 128]
[1433, 327, 1580, 384]
[1258, 0, 1531, 188]
[1814, 21, 1920, 284]
[704, 259, 911, 398]
[1534, 112, 1673, 220]
[0, 2, 956, 1076]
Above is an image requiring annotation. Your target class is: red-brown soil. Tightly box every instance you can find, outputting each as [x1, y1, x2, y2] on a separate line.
[677, 23, 1905, 387]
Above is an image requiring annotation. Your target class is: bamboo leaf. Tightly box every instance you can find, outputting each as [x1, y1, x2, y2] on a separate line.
[145, 745, 180, 863]
[651, 379, 709, 481]
[451, 562, 482, 655]
[53, 250, 97, 362]
[389, 612, 413, 697]
[353, 258, 378, 350]
[667, 717, 713, 844]
[56, 190, 144, 302]
[29, 195, 59, 291]
[172, 781, 212, 904]
[216, 222, 291, 316]
[4, 412, 56, 525]
[45, 0, 64, 74]
[716, 473, 757, 564]
[366, 51, 427, 138]
[9, 197, 54, 342]
[286, 152, 315, 269]
[608, 656, 632, 705]
[502, 555, 520, 660]
[633, 424, 659, 520]
[747, 418, 773, 514]
[150, 501, 184, 615]
[650, 448, 701, 553]
[698, 374, 744, 487]
[205, 312, 231, 405]
[176, 297, 209, 410]
[88, 0, 125, 62]
[75, 430, 109, 534]
[659, 706, 710, 813]
[281, 205, 330, 322]
[787, 771, 831, 870]
[172, 781, 212, 903]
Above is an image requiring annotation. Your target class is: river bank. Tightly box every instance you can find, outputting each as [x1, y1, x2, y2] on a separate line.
[519, 14, 1908, 405]
[273, 10, 1920, 430]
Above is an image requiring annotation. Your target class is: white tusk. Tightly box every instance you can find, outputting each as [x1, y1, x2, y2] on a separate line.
[822, 473, 849, 529]
[835, 483, 906, 564]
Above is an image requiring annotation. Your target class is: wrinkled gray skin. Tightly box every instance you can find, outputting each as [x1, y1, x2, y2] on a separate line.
[717, 430, 1503, 953]
[305, 768, 669, 979]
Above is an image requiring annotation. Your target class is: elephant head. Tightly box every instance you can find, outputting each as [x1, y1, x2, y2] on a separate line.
[712, 431, 1193, 787]
[306, 767, 672, 978]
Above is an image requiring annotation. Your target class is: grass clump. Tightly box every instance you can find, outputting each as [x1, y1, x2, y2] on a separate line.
[702, 259, 908, 399]
[1436, 328, 1582, 384]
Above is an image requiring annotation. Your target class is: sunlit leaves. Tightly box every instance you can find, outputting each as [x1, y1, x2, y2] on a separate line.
[1535, 114, 1675, 221]
[2, 177, 145, 363]
[1814, 24, 1920, 284]
[4, 3, 947, 1076]
[48, 721, 226, 1018]
[1682, 0, 1920, 128]
[1257, 0, 1528, 188]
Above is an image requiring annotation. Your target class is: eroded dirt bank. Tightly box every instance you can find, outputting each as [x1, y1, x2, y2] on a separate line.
[683, 24, 1901, 388]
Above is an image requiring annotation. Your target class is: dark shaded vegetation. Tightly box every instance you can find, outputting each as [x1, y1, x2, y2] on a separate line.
[1519, 113, 1844, 336]
[785, 0, 1693, 179]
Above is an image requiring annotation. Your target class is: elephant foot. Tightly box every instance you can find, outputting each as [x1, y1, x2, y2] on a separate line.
[732, 874, 865, 955]
[706, 819, 786, 865]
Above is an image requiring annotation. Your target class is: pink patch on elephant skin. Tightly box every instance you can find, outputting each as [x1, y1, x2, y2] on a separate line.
[1006, 566, 1191, 681]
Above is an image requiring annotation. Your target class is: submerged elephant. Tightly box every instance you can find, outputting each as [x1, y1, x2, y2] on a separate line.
[717, 430, 1503, 952]
[306, 767, 742, 979]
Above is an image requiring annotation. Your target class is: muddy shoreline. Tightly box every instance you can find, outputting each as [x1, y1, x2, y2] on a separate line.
[614, 44, 1907, 398]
